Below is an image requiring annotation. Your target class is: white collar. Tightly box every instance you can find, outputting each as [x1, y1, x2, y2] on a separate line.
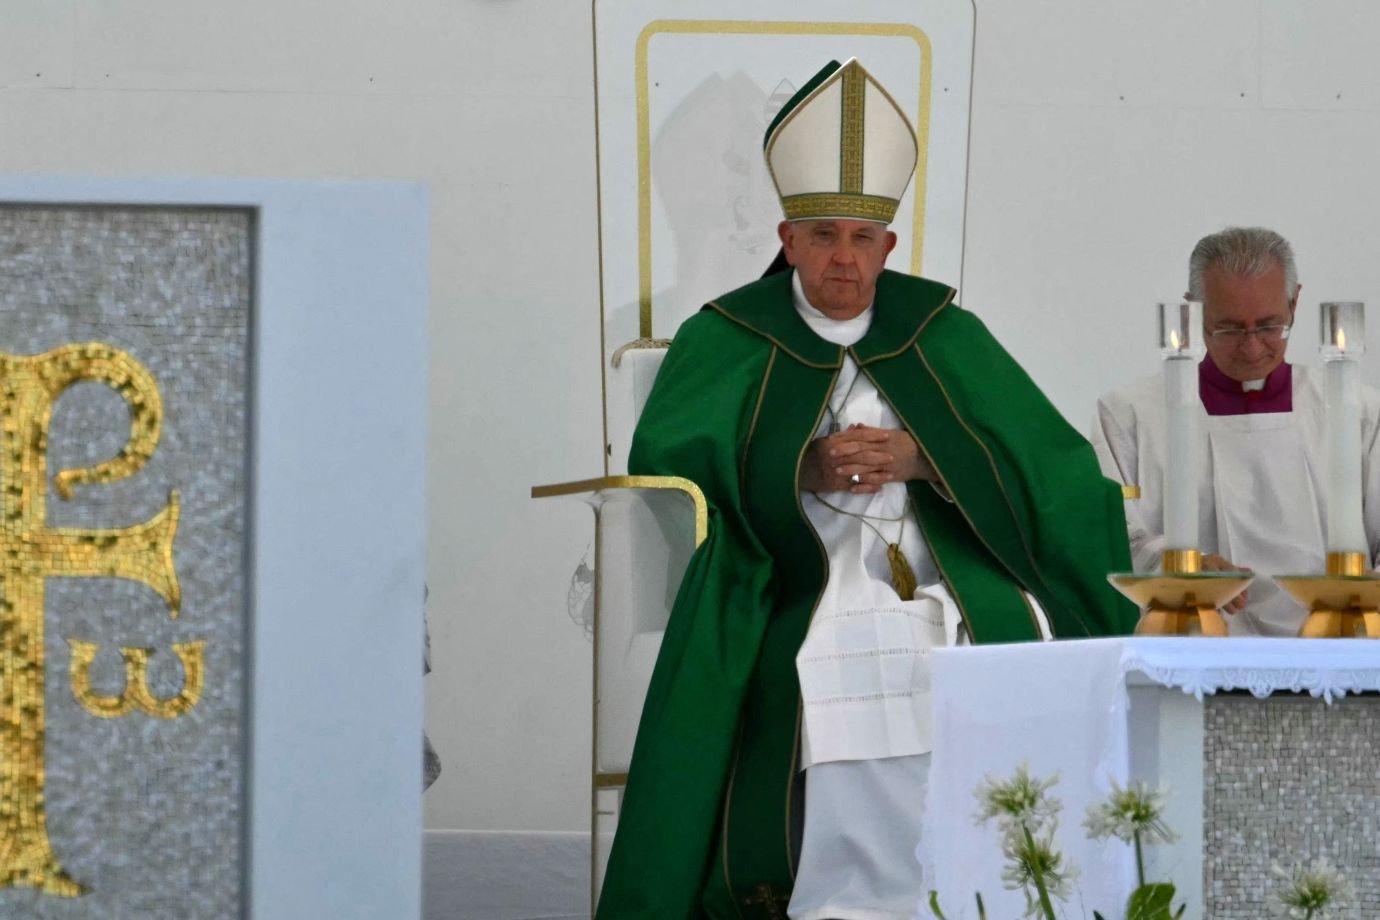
[790, 271, 873, 347]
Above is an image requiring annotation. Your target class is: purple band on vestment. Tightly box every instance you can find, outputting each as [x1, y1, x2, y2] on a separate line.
[1199, 357, 1293, 416]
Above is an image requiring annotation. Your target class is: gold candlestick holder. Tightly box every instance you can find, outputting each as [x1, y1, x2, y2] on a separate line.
[1108, 550, 1253, 636]
[1274, 552, 1380, 638]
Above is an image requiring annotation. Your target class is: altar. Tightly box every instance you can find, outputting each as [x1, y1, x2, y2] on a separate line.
[923, 638, 1380, 920]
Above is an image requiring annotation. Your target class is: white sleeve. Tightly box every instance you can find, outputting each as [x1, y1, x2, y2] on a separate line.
[1091, 396, 1164, 572]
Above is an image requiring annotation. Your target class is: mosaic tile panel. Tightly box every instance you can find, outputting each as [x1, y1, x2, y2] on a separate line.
[0, 206, 250, 918]
[1204, 694, 1380, 918]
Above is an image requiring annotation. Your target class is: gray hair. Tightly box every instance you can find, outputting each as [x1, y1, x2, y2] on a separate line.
[1187, 227, 1298, 303]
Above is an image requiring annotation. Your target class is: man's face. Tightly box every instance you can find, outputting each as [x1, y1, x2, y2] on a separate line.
[779, 219, 898, 320]
[1201, 261, 1299, 382]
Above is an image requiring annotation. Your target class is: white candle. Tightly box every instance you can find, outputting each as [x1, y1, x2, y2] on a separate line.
[1326, 344, 1365, 553]
[1321, 303, 1367, 554]
[1163, 352, 1199, 550]
[1159, 301, 1203, 554]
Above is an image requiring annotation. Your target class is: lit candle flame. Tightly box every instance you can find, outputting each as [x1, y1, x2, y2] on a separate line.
[1169, 328, 1182, 351]
[1339, 327, 1348, 352]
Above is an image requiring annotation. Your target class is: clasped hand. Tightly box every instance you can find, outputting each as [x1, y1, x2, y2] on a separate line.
[799, 423, 938, 494]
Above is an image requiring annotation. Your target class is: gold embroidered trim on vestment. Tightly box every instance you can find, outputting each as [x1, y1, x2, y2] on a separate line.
[741, 348, 777, 501]
[909, 344, 1097, 637]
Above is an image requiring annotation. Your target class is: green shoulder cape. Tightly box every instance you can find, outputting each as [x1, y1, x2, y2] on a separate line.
[597, 270, 1135, 919]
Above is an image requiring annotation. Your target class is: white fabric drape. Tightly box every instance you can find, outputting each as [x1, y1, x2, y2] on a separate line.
[919, 639, 1137, 920]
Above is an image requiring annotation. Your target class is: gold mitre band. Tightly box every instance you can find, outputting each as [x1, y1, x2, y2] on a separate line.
[780, 193, 901, 223]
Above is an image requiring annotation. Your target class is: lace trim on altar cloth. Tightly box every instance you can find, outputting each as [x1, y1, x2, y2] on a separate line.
[1119, 648, 1380, 704]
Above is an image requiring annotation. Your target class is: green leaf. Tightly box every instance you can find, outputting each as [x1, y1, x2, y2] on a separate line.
[975, 892, 987, 920]
[1094, 913, 1108, 920]
[928, 890, 950, 920]
[1126, 883, 1177, 920]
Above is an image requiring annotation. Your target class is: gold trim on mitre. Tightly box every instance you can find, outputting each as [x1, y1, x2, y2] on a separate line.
[840, 64, 866, 194]
[781, 193, 900, 223]
[765, 57, 918, 225]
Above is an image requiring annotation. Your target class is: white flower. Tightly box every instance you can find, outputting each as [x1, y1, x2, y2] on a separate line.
[1083, 778, 1178, 846]
[999, 822, 1073, 918]
[972, 767, 1071, 920]
[1272, 856, 1353, 919]
[975, 764, 1060, 835]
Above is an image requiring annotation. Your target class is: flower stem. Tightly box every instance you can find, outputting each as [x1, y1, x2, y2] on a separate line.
[1024, 827, 1059, 920]
[1134, 831, 1145, 888]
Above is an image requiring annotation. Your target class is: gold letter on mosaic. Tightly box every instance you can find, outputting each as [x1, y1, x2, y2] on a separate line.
[0, 343, 184, 896]
[67, 639, 205, 719]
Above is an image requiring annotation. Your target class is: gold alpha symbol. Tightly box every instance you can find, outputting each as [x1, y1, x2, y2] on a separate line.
[0, 343, 186, 896]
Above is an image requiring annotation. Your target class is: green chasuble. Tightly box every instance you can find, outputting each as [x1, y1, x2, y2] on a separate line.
[596, 269, 1136, 920]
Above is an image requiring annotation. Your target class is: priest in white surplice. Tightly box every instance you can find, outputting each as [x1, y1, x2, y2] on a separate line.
[1093, 226, 1380, 636]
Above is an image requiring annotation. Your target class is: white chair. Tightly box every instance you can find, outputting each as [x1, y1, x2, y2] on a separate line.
[531, 340, 704, 913]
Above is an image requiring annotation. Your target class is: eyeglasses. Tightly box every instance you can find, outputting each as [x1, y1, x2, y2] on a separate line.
[1205, 324, 1292, 344]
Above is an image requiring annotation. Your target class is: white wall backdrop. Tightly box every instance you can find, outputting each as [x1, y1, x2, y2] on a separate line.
[0, 0, 604, 835]
[6, 0, 1380, 844]
[963, 1, 1380, 416]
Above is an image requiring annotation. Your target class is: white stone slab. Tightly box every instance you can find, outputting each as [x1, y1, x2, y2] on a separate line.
[0, 176, 428, 920]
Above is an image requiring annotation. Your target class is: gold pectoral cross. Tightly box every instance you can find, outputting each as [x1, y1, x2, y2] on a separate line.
[0, 343, 187, 896]
[742, 883, 791, 920]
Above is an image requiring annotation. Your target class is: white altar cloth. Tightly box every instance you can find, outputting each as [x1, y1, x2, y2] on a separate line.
[917, 637, 1380, 920]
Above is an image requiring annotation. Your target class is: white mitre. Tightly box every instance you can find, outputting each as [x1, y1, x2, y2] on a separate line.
[763, 57, 918, 224]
